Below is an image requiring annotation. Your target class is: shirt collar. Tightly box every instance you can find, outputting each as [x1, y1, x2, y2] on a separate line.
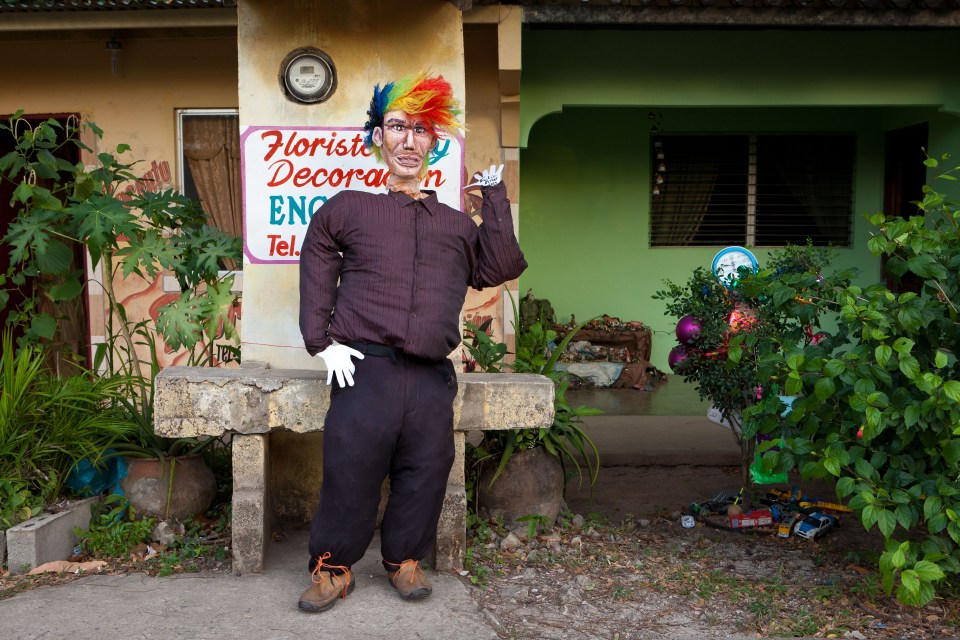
[386, 188, 439, 215]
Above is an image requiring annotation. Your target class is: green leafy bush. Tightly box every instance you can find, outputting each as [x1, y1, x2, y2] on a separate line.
[734, 156, 960, 605]
[0, 331, 137, 523]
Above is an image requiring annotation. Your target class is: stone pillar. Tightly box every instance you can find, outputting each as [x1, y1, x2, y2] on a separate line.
[232, 434, 270, 574]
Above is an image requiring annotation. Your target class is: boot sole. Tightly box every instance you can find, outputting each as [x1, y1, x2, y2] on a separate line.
[298, 576, 356, 613]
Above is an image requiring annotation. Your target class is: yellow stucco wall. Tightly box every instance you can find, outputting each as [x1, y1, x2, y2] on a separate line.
[0, 33, 237, 170]
[238, 0, 467, 368]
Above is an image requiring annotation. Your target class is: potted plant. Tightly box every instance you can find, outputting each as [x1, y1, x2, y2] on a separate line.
[463, 292, 601, 528]
[1, 113, 241, 521]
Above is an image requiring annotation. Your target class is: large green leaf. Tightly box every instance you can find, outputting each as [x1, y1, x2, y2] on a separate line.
[70, 195, 137, 259]
[47, 277, 83, 302]
[29, 313, 57, 340]
[35, 239, 74, 275]
[154, 291, 204, 351]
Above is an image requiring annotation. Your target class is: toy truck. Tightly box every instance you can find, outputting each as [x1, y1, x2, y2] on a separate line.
[777, 512, 800, 537]
[729, 509, 774, 528]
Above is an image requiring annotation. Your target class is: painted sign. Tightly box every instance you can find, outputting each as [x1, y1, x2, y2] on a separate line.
[240, 126, 464, 264]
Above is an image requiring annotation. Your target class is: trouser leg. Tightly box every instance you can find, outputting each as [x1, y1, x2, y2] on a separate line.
[307, 356, 400, 573]
[380, 359, 457, 567]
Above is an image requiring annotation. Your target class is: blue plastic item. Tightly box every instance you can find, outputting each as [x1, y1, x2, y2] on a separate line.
[65, 453, 128, 497]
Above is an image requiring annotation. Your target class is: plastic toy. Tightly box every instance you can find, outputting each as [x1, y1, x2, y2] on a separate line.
[799, 500, 852, 514]
[794, 512, 836, 540]
[777, 513, 800, 538]
[729, 509, 773, 528]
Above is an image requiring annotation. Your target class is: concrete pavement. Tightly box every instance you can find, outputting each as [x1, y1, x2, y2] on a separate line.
[0, 531, 497, 640]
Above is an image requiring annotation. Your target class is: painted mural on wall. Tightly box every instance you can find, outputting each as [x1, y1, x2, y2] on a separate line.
[240, 126, 464, 263]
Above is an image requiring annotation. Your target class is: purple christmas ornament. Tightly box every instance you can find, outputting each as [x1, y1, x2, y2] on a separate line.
[675, 315, 703, 345]
[668, 345, 690, 371]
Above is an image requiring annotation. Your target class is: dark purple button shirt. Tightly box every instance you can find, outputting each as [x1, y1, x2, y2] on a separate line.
[299, 182, 527, 361]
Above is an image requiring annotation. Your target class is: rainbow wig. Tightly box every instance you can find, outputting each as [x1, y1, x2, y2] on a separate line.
[363, 72, 464, 163]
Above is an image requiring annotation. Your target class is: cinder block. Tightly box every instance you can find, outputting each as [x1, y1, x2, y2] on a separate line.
[231, 434, 270, 574]
[232, 489, 269, 574]
[233, 434, 269, 491]
[6, 497, 99, 575]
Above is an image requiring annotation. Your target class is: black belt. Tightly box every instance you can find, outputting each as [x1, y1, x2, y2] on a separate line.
[344, 341, 445, 367]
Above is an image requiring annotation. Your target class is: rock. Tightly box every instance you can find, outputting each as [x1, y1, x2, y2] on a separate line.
[575, 574, 596, 590]
[638, 518, 651, 527]
[481, 609, 501, 628]
[497, 585, 527, 599]
[569, 536, 582, 548]
[843, 632, 867, 639]
[521, 568, 537, 579]
[571, 514, 585, 529]
[500, 532, 522, 551]
[526, 550, 539, 563]
[151, 520, 184, 546]
[542, 531, 562, 545]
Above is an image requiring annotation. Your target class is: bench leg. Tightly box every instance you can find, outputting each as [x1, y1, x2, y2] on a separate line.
[231, 434, 270, 574]
[433, 431, 467, 571]
[434, 484, 466, 571]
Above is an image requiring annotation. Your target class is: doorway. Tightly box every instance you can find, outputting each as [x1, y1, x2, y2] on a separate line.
[0, 113, 90, 369]
[881, 122, 928, 293]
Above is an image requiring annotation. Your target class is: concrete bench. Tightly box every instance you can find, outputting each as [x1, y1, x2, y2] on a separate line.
[153, 367, 554, 574]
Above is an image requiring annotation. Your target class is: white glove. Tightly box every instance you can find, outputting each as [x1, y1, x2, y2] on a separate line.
[464, 164, 504, 189]
[314, 341, 364, 387]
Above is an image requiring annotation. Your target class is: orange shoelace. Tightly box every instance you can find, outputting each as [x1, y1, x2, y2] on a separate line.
[386, 558, 424, 584]
[311, 552, 351, 597]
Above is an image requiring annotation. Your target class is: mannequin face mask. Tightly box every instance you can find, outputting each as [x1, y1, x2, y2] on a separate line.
[373, 110, 436, 184]
[363, 72, 462, 190]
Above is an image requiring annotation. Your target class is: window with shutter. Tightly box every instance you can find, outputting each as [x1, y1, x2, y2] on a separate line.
[650, 133, 854, 248]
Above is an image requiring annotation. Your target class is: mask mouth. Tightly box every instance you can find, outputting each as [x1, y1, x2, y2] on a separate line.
[393, 154, 422, 168]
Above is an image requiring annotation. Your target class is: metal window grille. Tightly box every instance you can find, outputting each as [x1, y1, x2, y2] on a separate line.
[650, 133, 854, 248]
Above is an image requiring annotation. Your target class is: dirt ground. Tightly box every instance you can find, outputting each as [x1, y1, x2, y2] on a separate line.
[462, 464, 956, 640]
[563, 464, 884, 556]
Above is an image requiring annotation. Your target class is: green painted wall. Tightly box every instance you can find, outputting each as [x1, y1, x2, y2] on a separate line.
[518, 28, 960, 374]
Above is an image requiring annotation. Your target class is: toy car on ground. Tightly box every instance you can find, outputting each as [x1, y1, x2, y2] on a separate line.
[794, 512, 836, 540]
[777, 513, 800, 538]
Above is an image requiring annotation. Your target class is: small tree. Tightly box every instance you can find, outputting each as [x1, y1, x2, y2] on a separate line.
[653, 245, 836, 494]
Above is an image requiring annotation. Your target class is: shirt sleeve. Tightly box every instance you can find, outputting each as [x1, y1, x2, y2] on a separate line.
[299, 194, 345, 356]
[471, 181, 528, 290]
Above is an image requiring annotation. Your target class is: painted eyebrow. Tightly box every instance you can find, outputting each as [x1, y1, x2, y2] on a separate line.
[384, 117, 428, 126]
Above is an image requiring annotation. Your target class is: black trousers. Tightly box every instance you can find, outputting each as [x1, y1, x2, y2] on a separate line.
[307, 347, 457, 574]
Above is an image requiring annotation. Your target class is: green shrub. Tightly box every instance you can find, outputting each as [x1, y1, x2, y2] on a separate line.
[0, 332, 137, 521]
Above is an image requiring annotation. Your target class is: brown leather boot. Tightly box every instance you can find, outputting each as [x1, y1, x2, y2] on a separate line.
[387, 559, 432, 600]
[298, 567, 354, 613]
